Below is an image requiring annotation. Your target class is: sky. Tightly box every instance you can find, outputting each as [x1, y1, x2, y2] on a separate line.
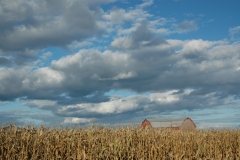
[0, 0, 240, 129]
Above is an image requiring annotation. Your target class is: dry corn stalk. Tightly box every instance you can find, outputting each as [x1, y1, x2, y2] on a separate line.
[0, 124, 239, 159]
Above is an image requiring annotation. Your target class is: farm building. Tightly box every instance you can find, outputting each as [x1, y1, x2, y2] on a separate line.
[141, 117, 196, 131]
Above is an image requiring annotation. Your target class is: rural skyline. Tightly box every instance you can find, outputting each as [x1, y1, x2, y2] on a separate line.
[0, 0, 240, 128]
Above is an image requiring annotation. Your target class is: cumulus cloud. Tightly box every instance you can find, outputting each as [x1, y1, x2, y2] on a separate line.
[21, 88, 240, 125]
[0, 0, 115, 66]
[103, 8, 140, 24]
[1, 0, 240, 127]
[111, 20, 168, 49]
[2, 38, 239, 125]
[0, 0, 112, 52]
[1, 39, 240, 102]
[102, 0, 152, 24]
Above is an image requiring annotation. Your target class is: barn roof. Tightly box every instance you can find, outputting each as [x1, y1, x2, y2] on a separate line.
[146, 117, 189, 128]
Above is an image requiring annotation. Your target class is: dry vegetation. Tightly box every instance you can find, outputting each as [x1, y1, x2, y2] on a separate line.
[0, 124, 240, 159]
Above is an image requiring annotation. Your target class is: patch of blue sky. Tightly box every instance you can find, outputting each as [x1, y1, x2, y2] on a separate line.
[154, 0, 239, 18]
[0, 101, 55, 126]
[90, 38, 112, 52]
[101, 0, 136, 11]
[37, 47, 69, 67]
[174, 108, 240, 129]
[148, 107, 240, 129]
[59, 93, 71, 99]
[149, 1, 240, 41]
[0, 101, 24, 111]
[19, 117, 44, 126]
[22, 107, 53, 116]
[0, 101, 52, 116]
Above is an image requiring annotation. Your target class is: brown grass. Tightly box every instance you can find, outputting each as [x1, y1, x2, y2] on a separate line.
[0, 124, 240, 159]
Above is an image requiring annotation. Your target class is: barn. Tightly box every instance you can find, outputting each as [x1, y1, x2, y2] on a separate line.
[141, 117, 196, 131]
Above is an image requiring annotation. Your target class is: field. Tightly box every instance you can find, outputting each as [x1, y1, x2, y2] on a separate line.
[0, 124, 240, 159]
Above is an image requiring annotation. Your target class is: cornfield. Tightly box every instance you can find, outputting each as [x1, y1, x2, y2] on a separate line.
[0, 124, 239, 159]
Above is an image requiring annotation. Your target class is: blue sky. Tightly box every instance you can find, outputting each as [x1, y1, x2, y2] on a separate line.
[0, 0, 240, 129]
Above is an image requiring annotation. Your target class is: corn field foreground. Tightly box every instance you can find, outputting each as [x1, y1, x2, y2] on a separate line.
[0, 124, 240, 160]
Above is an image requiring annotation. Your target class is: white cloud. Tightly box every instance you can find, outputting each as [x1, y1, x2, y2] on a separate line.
[167, 39, 185, 49]
[59, 96, 138, 115]
[100, 72, 136, 80]
[206, 42, 240, 60]
[67, 41, 93, 50]
[32, 67, 64, 88]
[103, 8, 136, 23]
[1, 38, 240, 103]
[110, 20, 168, 50]
[150, 90, 180, 103]
[48, 88, 240, 122]
[110, 36, 134, 49]
[1, 0, 240, 127]
[64, 117, 92, 124]
[229, 26, 240, 40]
[0, 0, 107, 52]
[41, 52, 52, 60]
[24, 100, 57, 109]
[179, 39, 220, 55]
[102, 8, 151, 24]
[154, 28, 171, 35]
[138, 0, 154, 8]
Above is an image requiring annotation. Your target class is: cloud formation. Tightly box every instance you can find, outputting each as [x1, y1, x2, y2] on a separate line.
[229, 26, 240, 40]
[0, 0, 116, 67]
[1, 37, 240, 125]
[0, 0, 240, 127]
